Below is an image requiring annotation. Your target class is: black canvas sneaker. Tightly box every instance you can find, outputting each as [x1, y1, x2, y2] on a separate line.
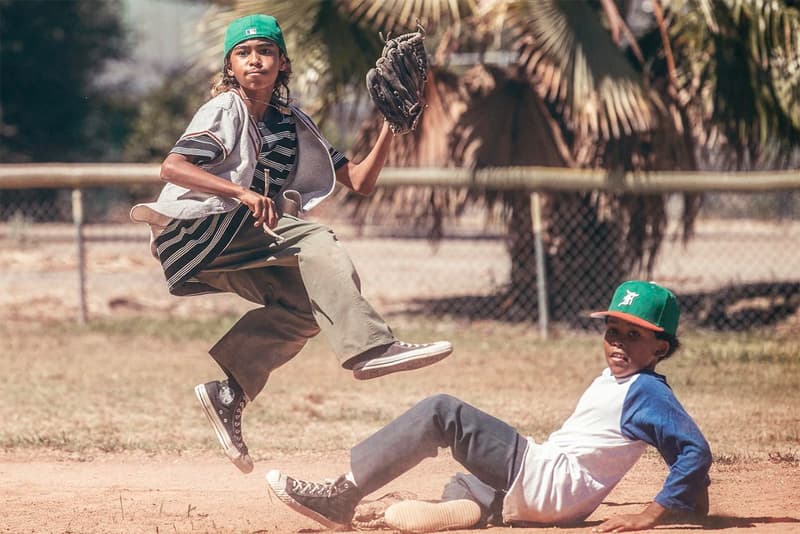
[352, 340, 453, 380]
[266, 470, 362, 529]
[194, 379, 253, 473]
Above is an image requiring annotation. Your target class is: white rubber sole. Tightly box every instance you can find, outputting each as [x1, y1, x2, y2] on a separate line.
[352, 341, 453, 380]
[265, 470, 345, 530]
[384, 499, 482, 533]
[194, 384, 253, 474]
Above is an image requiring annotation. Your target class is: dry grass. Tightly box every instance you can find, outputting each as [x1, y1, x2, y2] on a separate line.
[1, 316, 798, 464]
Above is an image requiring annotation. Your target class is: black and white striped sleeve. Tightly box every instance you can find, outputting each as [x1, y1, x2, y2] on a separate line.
[329, 146, 349, 170]
[170, 134, 224, 165]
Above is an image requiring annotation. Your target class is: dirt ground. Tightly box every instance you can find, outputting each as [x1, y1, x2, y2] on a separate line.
[2, 220, 799, 533]
[2, 450, 799, 534]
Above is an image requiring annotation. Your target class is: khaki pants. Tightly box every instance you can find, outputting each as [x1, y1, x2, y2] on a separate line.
[195, 214, 395, 400]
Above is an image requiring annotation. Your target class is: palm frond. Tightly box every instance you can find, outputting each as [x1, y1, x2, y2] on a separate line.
[761, 2, 800, 131]
[670, 0, 800, 165]
[486, 0, 657, 141]
[339, 0, 479, 35]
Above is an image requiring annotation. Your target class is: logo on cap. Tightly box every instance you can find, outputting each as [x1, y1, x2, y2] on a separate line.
[619, 290, 640, 306]
[245, 28, 258, 36]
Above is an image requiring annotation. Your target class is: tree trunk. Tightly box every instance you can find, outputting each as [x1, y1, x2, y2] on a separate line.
[503, 192, 539, 321]
[545, 193, 624, 321]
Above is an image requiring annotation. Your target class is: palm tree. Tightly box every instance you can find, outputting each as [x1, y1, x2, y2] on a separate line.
[194, 0, 800, 322]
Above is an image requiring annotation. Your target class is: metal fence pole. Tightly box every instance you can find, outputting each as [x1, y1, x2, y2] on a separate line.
[531, 192, 549, 338]
[71, 188, 87, 324]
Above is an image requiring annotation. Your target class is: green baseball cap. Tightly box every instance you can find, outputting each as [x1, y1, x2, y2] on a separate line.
[223, 14, 286, 60]
[591, 280, 680, 336]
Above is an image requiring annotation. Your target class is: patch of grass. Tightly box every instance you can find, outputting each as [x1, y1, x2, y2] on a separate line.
[768, 451, 800, 466]
[48, 314, 242, 343]
[1, 318, 798, 462]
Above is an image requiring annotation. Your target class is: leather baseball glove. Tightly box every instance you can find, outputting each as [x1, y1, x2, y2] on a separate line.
[366, 27, 428, 135]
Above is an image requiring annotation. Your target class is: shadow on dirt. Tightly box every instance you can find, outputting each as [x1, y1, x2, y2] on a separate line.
[693, 515, 800, 530]
[579, 509, 800, 531]
[408, 281, 800, 331]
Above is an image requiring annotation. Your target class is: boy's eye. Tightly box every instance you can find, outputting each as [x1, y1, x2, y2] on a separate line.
[605, 328, 618, 339]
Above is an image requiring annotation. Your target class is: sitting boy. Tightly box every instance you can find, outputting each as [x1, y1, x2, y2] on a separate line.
[266, 281, 712, 532]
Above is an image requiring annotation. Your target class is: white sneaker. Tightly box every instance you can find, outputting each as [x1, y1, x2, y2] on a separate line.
[352, 340, 453, 380]
[384, 499, 481, 533]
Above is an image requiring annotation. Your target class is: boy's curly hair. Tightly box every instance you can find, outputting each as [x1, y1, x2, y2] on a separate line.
[211, 51, 292, 105]
[655, 332, 680, 360]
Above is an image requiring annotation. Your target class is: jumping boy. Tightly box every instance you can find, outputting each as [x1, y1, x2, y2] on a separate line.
[266, 280, 712, 532]
[130, 14, 452, 475]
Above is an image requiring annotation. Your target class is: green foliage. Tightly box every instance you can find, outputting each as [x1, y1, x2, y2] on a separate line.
[122, 70, 211, 163]
[0, 0, 130, 162]
[670, 0, 800, 165]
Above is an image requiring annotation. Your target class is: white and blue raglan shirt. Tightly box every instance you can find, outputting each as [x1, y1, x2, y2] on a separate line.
[502, 368, 711, 524]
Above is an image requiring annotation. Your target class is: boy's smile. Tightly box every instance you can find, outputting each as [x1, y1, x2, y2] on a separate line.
[602, 317, 669, 377]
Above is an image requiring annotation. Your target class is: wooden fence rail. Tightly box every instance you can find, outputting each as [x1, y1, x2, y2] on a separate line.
[1, 163, 799, 192]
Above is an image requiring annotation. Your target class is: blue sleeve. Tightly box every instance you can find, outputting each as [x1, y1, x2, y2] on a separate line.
[620, 373, 712, 513]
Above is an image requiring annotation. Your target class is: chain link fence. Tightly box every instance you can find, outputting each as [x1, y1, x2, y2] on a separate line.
[1, 178, 799, 336]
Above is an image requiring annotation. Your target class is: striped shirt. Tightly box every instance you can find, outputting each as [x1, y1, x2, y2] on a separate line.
[154, 105, 348, 295]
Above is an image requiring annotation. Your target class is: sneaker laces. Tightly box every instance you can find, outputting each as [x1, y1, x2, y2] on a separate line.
[291, 478, 345, 498]
[233, 399, 246, 449]
[219, 381, 248, 451]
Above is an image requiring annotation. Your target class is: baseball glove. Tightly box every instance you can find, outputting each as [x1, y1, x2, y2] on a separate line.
[366, 27, 428, 135]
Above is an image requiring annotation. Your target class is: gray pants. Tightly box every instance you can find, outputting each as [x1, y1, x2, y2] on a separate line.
[195, 215, 395, 400]
[351, 394, 528, 525]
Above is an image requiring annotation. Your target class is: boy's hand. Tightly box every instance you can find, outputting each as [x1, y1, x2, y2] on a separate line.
[238, 190, 278, 229]
[592, 502, 667, 532]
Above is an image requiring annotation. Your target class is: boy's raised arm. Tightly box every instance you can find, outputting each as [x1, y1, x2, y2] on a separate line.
[335, 121, 393, 195]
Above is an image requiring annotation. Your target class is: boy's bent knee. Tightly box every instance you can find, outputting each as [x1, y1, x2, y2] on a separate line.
[416, 394, 463, 414]
[297, 228, 346, 261]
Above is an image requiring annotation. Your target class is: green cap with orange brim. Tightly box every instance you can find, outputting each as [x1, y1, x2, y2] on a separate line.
[590, 280, 680, 336]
